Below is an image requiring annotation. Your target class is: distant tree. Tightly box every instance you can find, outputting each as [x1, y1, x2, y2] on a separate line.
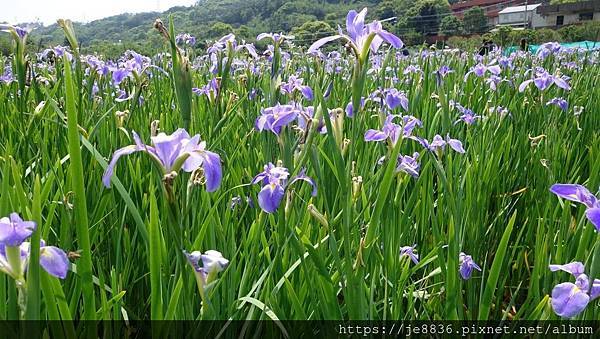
[207, 22, 234, 40]
[463, 6, 488, 34]
[399, 0, 451, 36]
[291, 20, 333, 46]
[401, 29, 426, 46]
[235, 25, 253, 41]
[439, 15, 463, 36]
[375, 0, 399, 19]
[490, 25, 513, 46]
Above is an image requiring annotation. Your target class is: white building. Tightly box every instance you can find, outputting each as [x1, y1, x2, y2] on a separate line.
[536, 0, 600, 28]
[498, 4, 544, 28]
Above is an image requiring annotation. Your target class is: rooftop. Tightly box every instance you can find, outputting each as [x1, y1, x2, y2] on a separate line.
[498, 4, 541, 14]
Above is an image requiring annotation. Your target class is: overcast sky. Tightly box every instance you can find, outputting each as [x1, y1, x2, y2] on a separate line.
[1, 0, 197, 26]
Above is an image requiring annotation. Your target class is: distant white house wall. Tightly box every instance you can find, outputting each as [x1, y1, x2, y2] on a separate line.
[498, 4, 544, 28]
[496, 0, 600, 29]
[535, 0, 600, 28]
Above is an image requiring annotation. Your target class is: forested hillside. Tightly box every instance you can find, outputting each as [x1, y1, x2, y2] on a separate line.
[3, 1, 383, 56]
[2, 0, 597, 57]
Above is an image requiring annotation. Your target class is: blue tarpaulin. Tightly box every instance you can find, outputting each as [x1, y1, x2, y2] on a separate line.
[504, 41, 600, 55]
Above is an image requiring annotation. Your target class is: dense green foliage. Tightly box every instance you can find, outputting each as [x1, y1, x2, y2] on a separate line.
[1, 9, 600, 328]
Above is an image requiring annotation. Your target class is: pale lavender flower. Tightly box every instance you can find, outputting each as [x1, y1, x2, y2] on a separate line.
[364, 115, 422, 145]
[411, 134, 466, 154]
[0, 213, 36, 247]
[519, 68, 571, 92]
[464, 62, 501, 81]
[549, 262, 600, 318]
[307, 8, 403, 56]
[384, 88, 409, 111]
[255, 103, 300, 135]
[176, 33, 196, 46]
[0, 240, 69, 280]
[102, 129, 222, 192]
[459, 252, 481, 280]
[184, 250, 229, 286]
[257, 33, 294, 45]
[280, 75, 313, 100]
[546, 97, 568, 112]
[550, 184, 600, 231]
[251, 164, 317, 213]
[396, 152, 420, 178]
[400, 245, 419, 264]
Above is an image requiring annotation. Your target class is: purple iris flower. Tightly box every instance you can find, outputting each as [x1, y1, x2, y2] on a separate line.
[175, 33, 196, 46]
[550, 184, 600, 231]
[451, 102, 481, 125]
[0, 240, 69, 280]
[384, 88, 409, 111]
[411, 134, 466, 154]
[485, 75, 509, 91]
[280, 75, 313, 100]
[434, 65, 453, 86]
[464, 62, 501, 81]
[364, 115, 422, 145]
[546, 97, 569, 112]
[498, 56, 514, 70]
[0, 24, 28, 40]
[455, 111, 480, 125]
[112, 68, 131, 86]
[397, 152, 420, 178]
[436, 65, 453, 77]
[102, 129, 222, 192]
[400, 245, 419, 264]
[549, 262, 600, 318]
[297, 106, 327, 134]
[91, 82, 99, 97]
[345, 98, 365, 118]
[403, 65, 423, 76]
[459, 252, 481, 280]
[537, 42, 562, 59]
[115, 89, 132, 102]
[251, 164, 317, 213]
[257, 33, 293, 45]
[519, 68, 571, 92]
[307, 8, 403, 56]
[0, 65, 14, 84]
[184, 250, 229, 286]
[193, 78, 219, 101]
[0, 213, 36, 247]
[255, 103, 299, 135]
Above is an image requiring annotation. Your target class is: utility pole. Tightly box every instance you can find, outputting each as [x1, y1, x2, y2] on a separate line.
[523, 0, 529, 28]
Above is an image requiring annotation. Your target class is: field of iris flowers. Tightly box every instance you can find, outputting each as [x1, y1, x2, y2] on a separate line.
[0, 8, 599, 325]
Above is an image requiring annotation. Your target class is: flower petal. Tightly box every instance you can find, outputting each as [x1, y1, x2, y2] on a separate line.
[585, 207, 600, 231]
[257, 184, 285, 213]
[299, 86, 314, 101]
[377, 30, 403, 49]
[102, 145, 141, 188]
[518, 79, 533, 92]
[307, 35, 343, 54]
[40, 246, 69, 279]
[551, 282, 590, 318]
[364, 129, 387, 142]
[549, 262, 586, 278]
[290, 169, 318, 196]
[550, 184, 596, 207]
[200, 151, 222, 192]
[447, 137, 466, 154]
